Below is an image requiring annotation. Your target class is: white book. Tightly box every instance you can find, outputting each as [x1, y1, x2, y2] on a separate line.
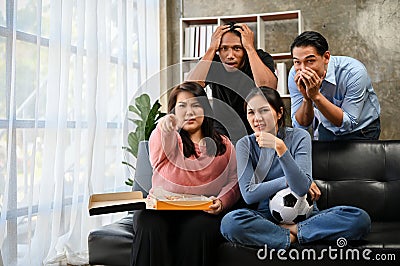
[199, 25, 207, 57]
[194, 26, 200, 57]
[184, 27, 190, 58]
[188, 26, 195, 58]
[183, 72, 189, 81]
[212, 24, 218, 33]
[206, 25, 213, 51]
[276, 62, 288, 95]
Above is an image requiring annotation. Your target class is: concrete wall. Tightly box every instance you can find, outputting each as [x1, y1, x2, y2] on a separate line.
[164, 0, 400, 139]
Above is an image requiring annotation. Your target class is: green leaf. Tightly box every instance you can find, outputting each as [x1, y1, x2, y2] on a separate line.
[125, 180, 133, 186]
[131, 120, 145, 130]
[128, 132, 139, 158]
[144, 100, 166, 139]
[144, 104, 158, 139]
[122, 161, 136, 170]
[124, 93, 166, 186]
[135, 94, 151, 120]
[135, 128, 145, 142]
[155, 112, 166, 122]
[128, 104, 141, 117]
[122, 146, 135, 157]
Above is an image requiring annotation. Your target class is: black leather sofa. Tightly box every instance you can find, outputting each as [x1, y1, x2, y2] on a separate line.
[88, 140, 400, 265]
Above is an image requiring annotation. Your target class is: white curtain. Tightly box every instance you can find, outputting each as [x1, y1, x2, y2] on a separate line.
[0, 0, 160, 265]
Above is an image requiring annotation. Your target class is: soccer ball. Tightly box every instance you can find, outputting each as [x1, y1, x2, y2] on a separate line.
[269, 187, 314, 224]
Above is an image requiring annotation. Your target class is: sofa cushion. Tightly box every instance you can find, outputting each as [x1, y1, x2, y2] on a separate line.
[314, 179, 400, 222]
[365, 222, 400, 249]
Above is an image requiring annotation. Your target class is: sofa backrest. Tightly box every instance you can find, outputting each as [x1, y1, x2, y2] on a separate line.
[312, 140, 400, 222]
[133, 140, 400, 222]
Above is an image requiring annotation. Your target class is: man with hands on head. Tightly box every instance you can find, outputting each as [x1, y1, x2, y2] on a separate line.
[288, 31, 381, 141]
[187, 22, 277, 141]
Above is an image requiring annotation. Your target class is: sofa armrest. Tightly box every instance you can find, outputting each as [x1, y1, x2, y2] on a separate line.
[88, 214, 134, 266]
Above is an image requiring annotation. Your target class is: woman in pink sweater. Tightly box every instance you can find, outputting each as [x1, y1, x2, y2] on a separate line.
[131, 82, 240, 266]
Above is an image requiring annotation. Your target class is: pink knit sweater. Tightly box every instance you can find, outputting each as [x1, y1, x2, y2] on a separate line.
[148, 126, 240, 210]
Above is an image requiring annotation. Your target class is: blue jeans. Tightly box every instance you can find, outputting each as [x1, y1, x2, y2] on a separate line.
[220, 205, 371, 250]
[317, 118, 380, 141]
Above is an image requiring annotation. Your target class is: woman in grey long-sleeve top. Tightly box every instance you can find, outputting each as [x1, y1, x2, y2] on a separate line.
[220, 86, 371, 250]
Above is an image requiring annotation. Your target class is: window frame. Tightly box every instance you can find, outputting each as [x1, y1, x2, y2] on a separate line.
[0, 0, 140, 262]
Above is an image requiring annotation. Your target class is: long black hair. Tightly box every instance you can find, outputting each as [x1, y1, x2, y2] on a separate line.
[168, 82, 227, 158]
[244, 86, 287, 138]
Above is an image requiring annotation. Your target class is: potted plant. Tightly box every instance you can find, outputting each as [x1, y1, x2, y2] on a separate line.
[123, 93, 166, 186]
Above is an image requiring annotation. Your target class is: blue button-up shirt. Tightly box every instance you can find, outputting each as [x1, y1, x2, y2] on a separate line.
[288, 56, 380, 136]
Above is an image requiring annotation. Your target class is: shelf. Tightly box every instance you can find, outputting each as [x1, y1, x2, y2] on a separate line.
[181, 18, 218, 26]
[220, 15, 258, 23]
[260, 10, 300, 21]
[182, 57, 200, 61]
[271, 52, 292, 60]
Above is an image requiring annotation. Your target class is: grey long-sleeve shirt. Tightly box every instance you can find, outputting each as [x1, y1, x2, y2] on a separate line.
[236, 127, 312, 205]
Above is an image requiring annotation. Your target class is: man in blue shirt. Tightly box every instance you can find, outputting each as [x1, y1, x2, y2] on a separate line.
[288, 31, 381, 141]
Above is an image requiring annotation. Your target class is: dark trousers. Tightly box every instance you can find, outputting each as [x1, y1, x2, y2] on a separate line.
[318, 118, 381, 141]
[130, 210, 224, 266]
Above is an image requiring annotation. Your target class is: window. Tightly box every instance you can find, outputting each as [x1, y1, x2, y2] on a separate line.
[0, 0, 160, 264]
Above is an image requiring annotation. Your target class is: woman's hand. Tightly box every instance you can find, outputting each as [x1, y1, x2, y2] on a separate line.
[255, 131, 287, 157]
[204, 197, 223, 215]
[308, 181, 321, 201]
[158, 114, 178, 134]
[255, 131, 276, 149]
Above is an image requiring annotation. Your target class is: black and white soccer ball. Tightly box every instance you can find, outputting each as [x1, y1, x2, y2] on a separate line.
[269, 187, 314, 224]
